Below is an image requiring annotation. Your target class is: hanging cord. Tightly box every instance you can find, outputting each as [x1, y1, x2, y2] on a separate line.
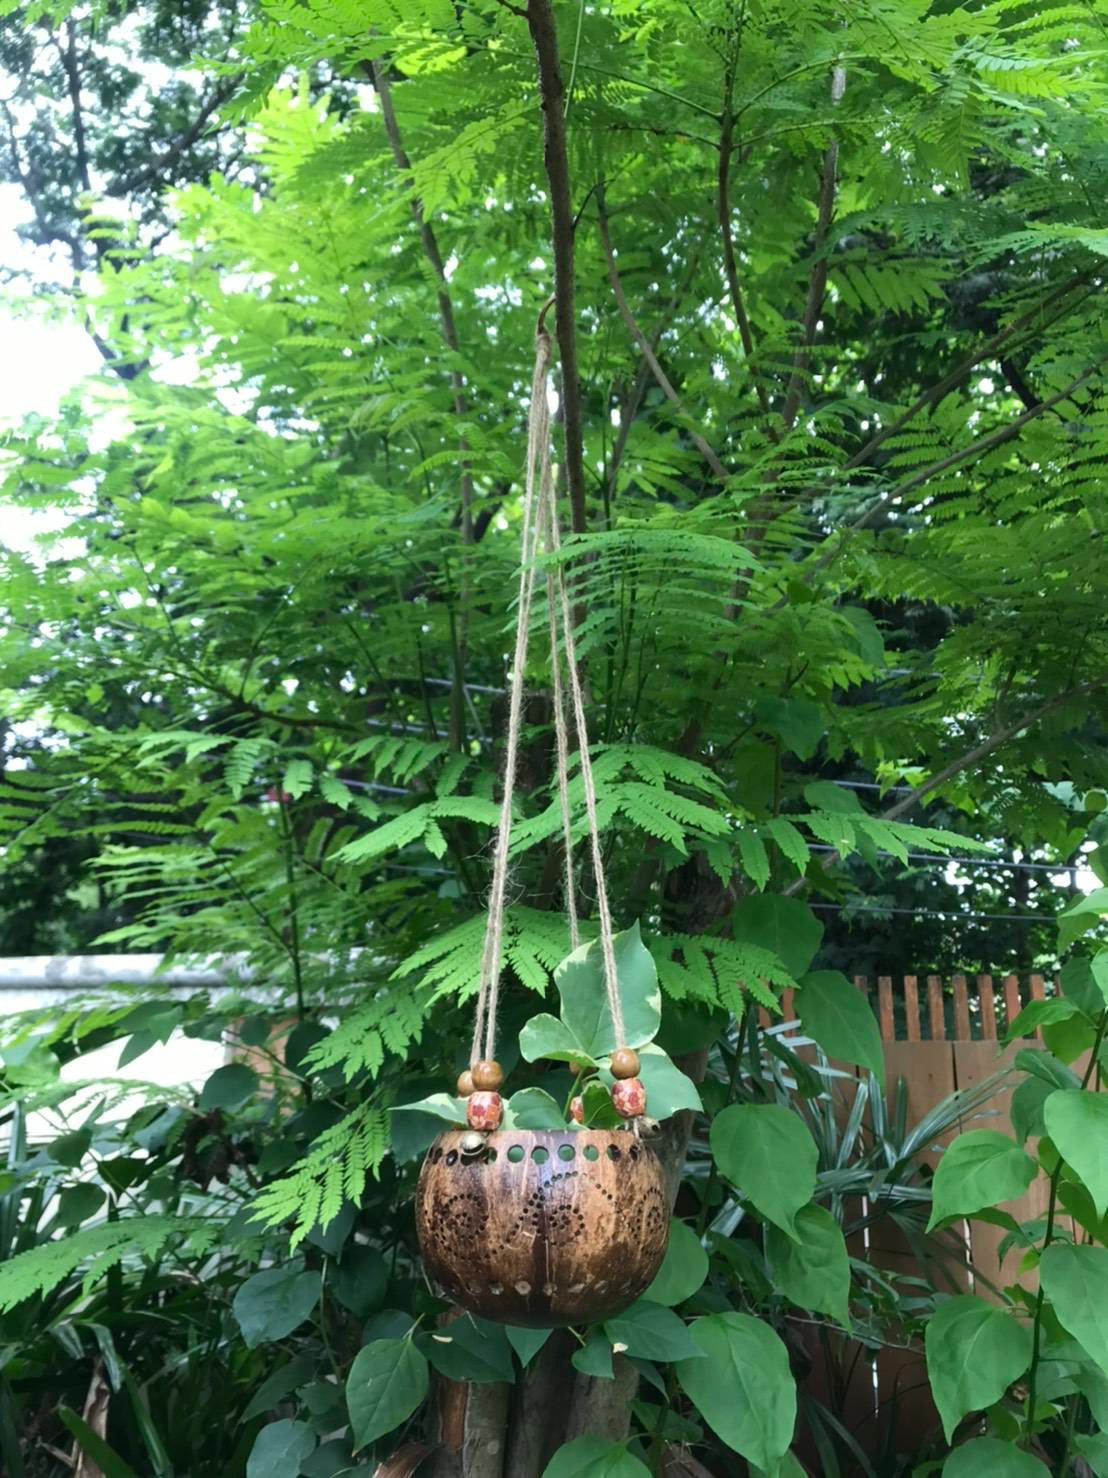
[542, 487, 580, 954]
[470, 330, 551, 1065]
[540, 459, 626, 1050]
[470, 318, 626, 1066]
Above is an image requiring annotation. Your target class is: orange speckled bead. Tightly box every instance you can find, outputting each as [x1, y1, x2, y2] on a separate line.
[471, 1059, 504, 1092]
[456, 1069, 476, 1098]
[466, 1090, 503, 1131]
[569, 1095, 585, 1124]
[611, 1077, 647, 1119]
[610, 1048, 641, 1080]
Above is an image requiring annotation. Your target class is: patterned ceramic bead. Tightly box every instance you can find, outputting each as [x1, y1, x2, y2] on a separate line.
[611, 1077, 647, 1119]
[466, 1090, 502, 1131]
[569, 1095, 585, 1124]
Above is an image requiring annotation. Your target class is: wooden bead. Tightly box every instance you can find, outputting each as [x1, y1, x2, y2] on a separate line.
[471, 1059, 504, 1091]
[610, 1048, 641, 1080]
[569, 1096, 584, 1124]
[611, 1077, 647, 1118]
[466, 1091, 502, 1131]
[456, 1069, 476, 1098]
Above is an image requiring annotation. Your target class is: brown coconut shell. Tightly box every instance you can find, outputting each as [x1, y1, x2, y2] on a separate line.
[416, 1127, 669, 1327]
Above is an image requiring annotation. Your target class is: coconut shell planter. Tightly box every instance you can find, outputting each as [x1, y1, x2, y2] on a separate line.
[407, 356, 687, 1327]
[416, 1127, 668, 1328]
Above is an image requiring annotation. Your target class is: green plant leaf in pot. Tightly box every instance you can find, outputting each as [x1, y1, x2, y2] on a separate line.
[555, 922, 660, 1058]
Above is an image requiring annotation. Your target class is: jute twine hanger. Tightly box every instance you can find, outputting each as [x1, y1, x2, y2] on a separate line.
[466, 306, 628, 1088]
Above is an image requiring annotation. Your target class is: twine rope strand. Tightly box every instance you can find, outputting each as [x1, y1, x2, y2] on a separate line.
[471, 332, 551, 1064]
[471, 325, 625, 1066]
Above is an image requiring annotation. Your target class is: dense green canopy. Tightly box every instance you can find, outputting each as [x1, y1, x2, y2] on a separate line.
[0, 1, 1106, 1471]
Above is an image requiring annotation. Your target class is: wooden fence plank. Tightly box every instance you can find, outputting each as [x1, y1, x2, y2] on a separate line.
[978, 973, 996, 1040]
[928, 975, 945, 1040]
[1002, 974, 1022, 1035]
[878, 975, 895, 1041]
[871, 1040, 961, 1452]
[952, 974, 971, 1041]
[904, 974, 920, 1041]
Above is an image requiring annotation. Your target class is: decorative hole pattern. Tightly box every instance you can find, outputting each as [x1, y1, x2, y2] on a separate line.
[417, 1129, 671, 1327]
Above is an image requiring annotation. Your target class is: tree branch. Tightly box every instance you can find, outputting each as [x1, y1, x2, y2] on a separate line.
[109, 79, 236, 198]
[369, 58, 474, 547]
[526, 0, 588, 534]
[841, 359, 1102, 539]
[603, 234, 707, 507]
[780, 66, 845, 433]
[842, 271, 1094, 473]
[717, 47, 774, 428]
[881, 683, 1104, 821]
[59, 20, 92, 196]
[596, 188, 729, 483]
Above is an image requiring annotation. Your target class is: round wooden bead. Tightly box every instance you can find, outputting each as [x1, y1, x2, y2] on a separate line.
[611, 1077, 647, 1118]
[467, 1091, 502, 1131]
[569, 1095, 585, 1124]
[457, 1069, 476, 1098]
[610, 1048, 641, 1080]
[471, 1059, 504, 1091]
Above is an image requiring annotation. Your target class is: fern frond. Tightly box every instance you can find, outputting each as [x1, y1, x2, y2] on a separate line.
[250, 1101, 390, 1247]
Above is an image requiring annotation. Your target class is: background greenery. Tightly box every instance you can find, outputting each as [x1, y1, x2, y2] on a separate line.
[0, 0, 1106, 1473]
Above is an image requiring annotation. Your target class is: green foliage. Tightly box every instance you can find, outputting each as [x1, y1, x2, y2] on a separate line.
[0, 0, 1106, 1469]
[345, 1339, 429, 1448]
[675, 1314, 796, 1472]
[710, 1104, 818, 1238]
[926, 1130, 1038, 1229]
[924, 1296, 1033, 1442]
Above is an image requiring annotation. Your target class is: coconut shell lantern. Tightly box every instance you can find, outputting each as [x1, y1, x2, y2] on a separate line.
[416, 1127, 668, 1327]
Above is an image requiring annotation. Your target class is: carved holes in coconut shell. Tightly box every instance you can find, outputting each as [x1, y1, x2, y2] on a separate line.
[416, 1128, 670, 1328]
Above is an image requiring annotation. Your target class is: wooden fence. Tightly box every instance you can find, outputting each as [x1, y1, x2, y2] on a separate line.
[776, 973, 1065, 1468]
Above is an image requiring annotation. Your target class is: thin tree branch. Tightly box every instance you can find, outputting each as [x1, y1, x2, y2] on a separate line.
[603, 234, 706, 507]
[841, 360, 1102, 539]
[842, 271, 1094, 472]
[596, 188, 730, 483]
[526, 0, 589, 534]
[369, 58, 474, 546]
[717, 46, 774, 427]
[369, 56, 477, 751]
[780, 681, 1106, 898]
[780, 66, 846, 432]
[109, 79, 236, 198]
[881, 683, 1105, 820]
[59, 20, 92, 196]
